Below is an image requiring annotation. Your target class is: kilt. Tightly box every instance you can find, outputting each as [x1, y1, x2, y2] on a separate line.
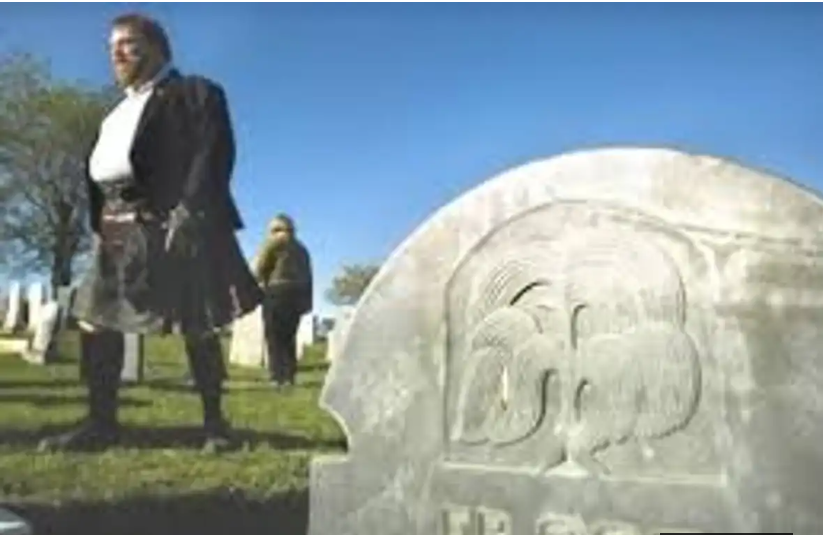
[71, 178, 263, 335]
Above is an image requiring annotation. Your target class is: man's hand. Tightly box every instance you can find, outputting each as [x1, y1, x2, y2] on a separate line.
[165, 204, 194, 252]
[77, 320, 98, 332]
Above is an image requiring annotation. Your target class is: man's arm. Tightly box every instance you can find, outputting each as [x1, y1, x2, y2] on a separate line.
[178, 77, 235, 215]
[84, 133, 103, 236]
[255, 239, 278, 285]
[166, 77, 235, 250]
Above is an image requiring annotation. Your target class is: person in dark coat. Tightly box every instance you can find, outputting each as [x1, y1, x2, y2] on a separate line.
[255, 214, 313, 389]
[38, 13, 263, 453]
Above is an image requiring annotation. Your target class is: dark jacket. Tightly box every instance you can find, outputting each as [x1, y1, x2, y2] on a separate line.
[86, 70, 243, 233]
[255, 236, 313, 317]
[73, 70, 262, 335]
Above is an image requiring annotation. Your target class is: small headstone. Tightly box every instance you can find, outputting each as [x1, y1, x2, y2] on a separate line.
[325, 305, 355, 362]
[55, 285, 77, 330]
[121, 333, 144, 383]
[0, 507, 31, 535]
[23, 301, 60, 365]
[309, 148, 823, 535]
[0, 293, 8, 327]
[229, 305, 266, 368]
[3, 282, 21, 332]
[26, 282, 45, 332]
[296, 313, 317, 360]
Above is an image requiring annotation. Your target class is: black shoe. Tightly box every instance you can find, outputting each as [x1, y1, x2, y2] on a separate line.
[201, 418, 233, 454]
[37, 419, 120, 453]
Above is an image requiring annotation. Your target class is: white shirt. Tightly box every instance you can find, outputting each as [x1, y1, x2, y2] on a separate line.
[88, 64, 174, 183]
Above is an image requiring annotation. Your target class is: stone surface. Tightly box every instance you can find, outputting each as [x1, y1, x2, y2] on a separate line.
[325, 305, 355, 362]
[25, 282, 45, 332]
[229, 305, 266, 368]
[121, 333, 145, 383]
[309, 147, 823, 535]
[0, 508, 31, 535]
[55, 285, 77, 330]
[23, 300, 59, 365]
[3, 282, 22, 332]
[296, 313, 317, 360]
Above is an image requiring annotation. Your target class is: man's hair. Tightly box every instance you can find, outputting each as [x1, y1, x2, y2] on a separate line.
[112, 12, 172, 62]
[270, 214, 295, 234]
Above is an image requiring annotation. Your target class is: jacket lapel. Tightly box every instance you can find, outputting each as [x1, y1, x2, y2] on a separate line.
[131, 68, 182, 157]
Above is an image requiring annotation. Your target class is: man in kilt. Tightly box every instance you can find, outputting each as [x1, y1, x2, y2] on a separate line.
[38, 13, 263, 453]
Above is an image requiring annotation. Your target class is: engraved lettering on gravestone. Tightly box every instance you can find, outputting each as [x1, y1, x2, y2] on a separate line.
[587, 519, 643, 535]
[441, 505, 512, 535]
[536, 512, 588, 535]
[442, 504, 472, 535]
[477, 506, 512, 535]
[449, 223, 702, 474]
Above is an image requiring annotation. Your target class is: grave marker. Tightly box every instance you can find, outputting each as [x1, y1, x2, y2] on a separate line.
[309, 147, 823, 535]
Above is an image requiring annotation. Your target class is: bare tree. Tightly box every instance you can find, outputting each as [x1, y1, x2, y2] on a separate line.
[0, 53, 116, 293]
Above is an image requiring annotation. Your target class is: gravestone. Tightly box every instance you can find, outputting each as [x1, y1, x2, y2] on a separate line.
[26, 282, 45, 332]
[0, 292, 8, 327]
[309, 147, 823, 535]
[121, 333, 145, 383]
[3, 282, 22, 332]
[229, 305, 266, 368]
[230, 254, 267, 368]
[296, 313, 317, 360]
[0, 507, 31, 535]
[325, 305, 355, 362]
[55, 285, 77, 330]
[23, 301, 60, 364]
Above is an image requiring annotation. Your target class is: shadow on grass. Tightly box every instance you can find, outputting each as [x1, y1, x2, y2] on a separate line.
[0, 424, 346, 452]
[0, 379, 82, 389]
[6, 488, 309, 535]
[0, 394, 150, 408]
[143, 379, 325, 394]
[299, 362, 329, 373]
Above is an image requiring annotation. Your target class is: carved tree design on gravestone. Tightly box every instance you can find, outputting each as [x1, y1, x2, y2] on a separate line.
[448, 213, 703, 475]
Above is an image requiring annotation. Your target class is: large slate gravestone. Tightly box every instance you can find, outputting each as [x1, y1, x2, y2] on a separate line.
[309, 147, 823, 535]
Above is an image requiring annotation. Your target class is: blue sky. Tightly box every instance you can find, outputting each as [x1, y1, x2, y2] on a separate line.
[2, 3, 822, 315]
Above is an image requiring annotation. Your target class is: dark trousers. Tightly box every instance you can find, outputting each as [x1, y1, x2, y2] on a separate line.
[263, 301, 301, 384]
[81, 329, 227, 427]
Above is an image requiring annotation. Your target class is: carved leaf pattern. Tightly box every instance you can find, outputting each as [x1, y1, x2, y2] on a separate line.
[451, 307, 538, 444]
[570, 322, 701, 458]
[451, 225, 703, 473]
[484, 333, 565, 446]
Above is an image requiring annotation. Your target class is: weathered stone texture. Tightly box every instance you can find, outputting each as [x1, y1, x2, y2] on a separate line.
[310, 148, 823, 535]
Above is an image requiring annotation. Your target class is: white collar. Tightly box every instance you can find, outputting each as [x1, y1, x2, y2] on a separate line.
[125, 63, 174, 98]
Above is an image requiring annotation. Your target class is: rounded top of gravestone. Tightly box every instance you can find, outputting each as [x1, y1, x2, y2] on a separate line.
[340, 146, 823, 332]
[324, 145, 823, 409]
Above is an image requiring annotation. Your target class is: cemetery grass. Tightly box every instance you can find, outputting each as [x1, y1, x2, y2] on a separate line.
[0, 332, 346, 535]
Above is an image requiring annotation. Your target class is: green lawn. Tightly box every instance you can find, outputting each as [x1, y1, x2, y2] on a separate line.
[0, 331, 346, 535]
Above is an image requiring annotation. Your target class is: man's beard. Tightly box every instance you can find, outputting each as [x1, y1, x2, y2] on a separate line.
[114, 57, 149, 88]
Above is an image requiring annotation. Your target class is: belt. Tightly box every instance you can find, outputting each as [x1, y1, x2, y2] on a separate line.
[101, 210, 163, 224]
